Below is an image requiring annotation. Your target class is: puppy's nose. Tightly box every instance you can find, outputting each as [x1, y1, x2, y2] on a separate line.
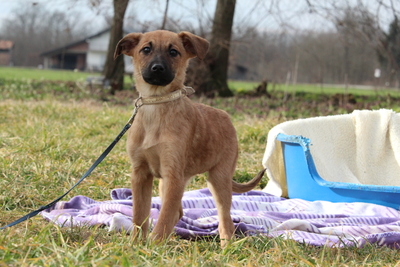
[151, 64, 165, 72]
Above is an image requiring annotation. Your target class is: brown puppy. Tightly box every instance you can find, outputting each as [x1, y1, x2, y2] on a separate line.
[114, 30, 265, 246]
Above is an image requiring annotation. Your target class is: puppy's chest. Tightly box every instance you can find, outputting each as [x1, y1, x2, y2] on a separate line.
[141, 122, 162, 149]
[128, 124, 162, 177]
[136, 108, 166, 148]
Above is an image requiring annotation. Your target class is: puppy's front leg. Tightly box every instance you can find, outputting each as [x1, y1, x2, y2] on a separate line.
[131, 167, 154, 239]
[158, 179, 184, 224]
[151, 176, 185, 240]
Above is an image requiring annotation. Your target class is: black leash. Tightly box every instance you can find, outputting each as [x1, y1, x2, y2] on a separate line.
[0, 100, 143, 230]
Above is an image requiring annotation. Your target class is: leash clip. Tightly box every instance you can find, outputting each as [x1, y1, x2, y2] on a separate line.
[134, 96, 143, 108]
[127, 97, 143, 125]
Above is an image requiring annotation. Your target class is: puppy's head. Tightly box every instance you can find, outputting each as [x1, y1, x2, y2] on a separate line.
[114, 30, 209, 91]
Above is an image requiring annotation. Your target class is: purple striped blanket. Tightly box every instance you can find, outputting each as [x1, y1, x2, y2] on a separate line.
[41, 188, 400, 248]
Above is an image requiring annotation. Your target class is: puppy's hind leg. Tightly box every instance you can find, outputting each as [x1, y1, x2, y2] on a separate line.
[207, 166, 236, 247]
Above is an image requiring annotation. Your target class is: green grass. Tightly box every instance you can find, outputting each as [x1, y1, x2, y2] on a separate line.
[284, 83, 400, 97]
[3, 66, 398, 97]
[229, 79, 400, 97]
[0, 66, 98, 81]
[1, 68, 400, 265]
[0, 66, 134, 89]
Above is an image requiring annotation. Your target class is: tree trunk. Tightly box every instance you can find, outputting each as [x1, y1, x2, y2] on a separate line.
[103, 0, 129, 95]
[161, 0, 170, 30]
[203, 0, 236, 97]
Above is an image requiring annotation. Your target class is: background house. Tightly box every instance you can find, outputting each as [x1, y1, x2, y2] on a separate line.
[0, 40, 14, 66]
[41, 29, 133, 73]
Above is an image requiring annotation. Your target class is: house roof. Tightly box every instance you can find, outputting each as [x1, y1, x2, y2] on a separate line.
[40, 28, 135, 57]
[40, 28, 111, 57]
[0, 40, 14, 50]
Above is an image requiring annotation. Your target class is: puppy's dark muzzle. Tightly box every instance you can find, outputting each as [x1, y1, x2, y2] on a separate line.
[142, 61, 175, 86]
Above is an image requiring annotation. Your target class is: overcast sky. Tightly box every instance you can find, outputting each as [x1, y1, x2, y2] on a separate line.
[0, 0, 398, 34]
[0, 0, 303, 32]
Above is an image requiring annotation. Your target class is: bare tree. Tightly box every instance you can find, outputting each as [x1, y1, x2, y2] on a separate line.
[1, 3, 89, 67]
[102, 0, 130, 94]
[161, 0, 170, 30]
[378, 16, 400, 87]
[302, 0, 400, 85]
[204, 0, 236, 97]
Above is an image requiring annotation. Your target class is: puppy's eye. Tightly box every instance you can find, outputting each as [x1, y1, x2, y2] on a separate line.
[169, 49, 179, 57]
[142, 47, 151, 55]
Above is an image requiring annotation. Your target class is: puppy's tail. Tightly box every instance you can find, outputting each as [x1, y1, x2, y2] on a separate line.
[232, 168, 266, 193]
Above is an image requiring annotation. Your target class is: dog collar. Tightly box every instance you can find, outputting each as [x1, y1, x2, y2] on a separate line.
[138, 86, 195, 105]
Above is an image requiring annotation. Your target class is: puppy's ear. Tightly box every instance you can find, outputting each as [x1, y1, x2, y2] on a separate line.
[178, 32, 209, 60]
[114, 33, 143, 59]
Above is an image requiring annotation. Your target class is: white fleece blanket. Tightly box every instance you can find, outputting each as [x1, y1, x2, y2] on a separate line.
[262, 109, 400, 197]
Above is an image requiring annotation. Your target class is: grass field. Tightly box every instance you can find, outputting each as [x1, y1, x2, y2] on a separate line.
[2, 66, 399, 96]
[1, 67, 400, 266]
[0, 66, 100, 81]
